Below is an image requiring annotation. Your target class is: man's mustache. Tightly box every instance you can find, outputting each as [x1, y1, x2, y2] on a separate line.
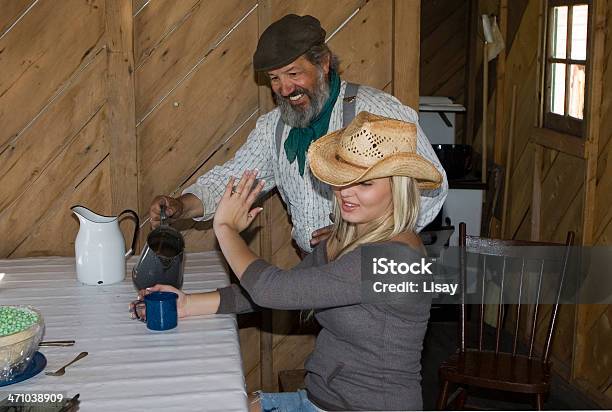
[278, 87, 310, 101]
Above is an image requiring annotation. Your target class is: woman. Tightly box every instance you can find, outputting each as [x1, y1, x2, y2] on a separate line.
[135, 112, 442, 411]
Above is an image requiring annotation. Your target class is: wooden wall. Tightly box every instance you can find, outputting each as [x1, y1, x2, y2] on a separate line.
[1, 0, 420, 394]
[0, 0, 136, 259]
[420, 0, 469, 142]
[486, 0, 611, 406]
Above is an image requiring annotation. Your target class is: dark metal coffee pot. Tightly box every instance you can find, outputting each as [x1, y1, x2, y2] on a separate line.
[132, 205, 184, 290]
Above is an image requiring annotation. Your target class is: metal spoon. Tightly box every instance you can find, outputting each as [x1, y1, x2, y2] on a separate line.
[45, 351, 88, 376]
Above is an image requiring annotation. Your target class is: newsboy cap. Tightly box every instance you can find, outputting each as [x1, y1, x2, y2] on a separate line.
[253, 14, 326, 72]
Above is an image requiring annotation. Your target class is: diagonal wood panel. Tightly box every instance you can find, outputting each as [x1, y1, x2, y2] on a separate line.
[137, 11, 259, 217]
[539, 153, 585, 241]
[508, 145, 534, 236]
[0, 50, 106, 212]
[135, 0, 257, 121]
[270, 0, 365, 35]
[133, 0, 199, 64]
[11, 157, 112, 258]
[0, 0, 105, 148]
[0, 0, 33, 35]
[0, 106, 109, 257]
[328, 0, 392, 89]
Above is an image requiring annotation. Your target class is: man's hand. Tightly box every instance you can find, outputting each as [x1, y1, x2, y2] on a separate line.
[149, 196, 184, 228]
[310, 225, 333, 247]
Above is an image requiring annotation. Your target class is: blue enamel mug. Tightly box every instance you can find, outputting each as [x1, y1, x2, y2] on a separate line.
[133, 291, 178, 331]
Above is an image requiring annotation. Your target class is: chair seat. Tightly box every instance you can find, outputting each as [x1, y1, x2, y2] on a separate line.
[439, 350, 551, 394]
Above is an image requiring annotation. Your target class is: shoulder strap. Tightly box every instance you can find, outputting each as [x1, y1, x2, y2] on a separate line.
[275, 116, 285, 158]
[342, 82, 359, 127]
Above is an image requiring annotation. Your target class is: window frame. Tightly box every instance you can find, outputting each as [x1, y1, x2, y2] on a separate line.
[543, 0, 591, 137]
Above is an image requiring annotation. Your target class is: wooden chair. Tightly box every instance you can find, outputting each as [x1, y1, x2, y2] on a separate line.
[436, 223, 575, 410]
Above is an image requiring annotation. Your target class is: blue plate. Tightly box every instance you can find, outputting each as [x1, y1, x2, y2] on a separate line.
[0, 352, 47, 387]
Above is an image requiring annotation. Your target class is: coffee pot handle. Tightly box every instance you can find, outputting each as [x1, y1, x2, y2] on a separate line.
[118, 209, 140, 257]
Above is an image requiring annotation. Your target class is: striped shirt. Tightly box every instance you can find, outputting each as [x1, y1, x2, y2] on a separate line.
[183, 80, 448, 252]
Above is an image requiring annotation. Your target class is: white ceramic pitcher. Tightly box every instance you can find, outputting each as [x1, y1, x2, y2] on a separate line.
[72, 205, 139, 285]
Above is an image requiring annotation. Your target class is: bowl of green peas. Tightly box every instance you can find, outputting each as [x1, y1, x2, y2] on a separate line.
[0, 306, 45, 382]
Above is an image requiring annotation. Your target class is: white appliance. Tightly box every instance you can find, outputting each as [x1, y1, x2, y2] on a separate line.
[419, 96, 483, 246]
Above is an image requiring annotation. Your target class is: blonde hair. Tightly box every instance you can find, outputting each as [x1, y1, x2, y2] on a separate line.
[326, 175, 421, 261]
[301, 175, 420, 323]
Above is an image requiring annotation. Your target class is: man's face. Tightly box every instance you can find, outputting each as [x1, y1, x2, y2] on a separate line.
[268, 55, 330, 128]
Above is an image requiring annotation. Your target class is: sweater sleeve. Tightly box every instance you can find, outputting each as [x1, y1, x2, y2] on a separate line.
[215, 243, 327, 314]
[215, 283, 262, 315]
[238, 245, 366, 310]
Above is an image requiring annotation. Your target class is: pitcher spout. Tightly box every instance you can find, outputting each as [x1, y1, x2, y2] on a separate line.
[71, 205, 118, 224]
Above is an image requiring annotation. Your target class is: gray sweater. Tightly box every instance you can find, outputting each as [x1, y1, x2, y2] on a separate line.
[216, 241, 431, 411]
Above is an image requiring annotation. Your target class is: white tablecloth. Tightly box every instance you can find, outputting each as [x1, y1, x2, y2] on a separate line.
[0, 252, 248, 411]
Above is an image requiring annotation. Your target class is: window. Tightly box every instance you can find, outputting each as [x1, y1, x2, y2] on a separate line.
[544, 1, 590, 136]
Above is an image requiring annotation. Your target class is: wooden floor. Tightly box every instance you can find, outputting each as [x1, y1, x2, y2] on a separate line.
[421, 321, 602, 410]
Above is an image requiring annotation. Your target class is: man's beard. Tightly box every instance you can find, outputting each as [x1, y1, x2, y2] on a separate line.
[275, 69, 330, 128]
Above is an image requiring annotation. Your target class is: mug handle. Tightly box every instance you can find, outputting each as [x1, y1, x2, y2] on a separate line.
[131, 300, 146, 322]
[118, 209, 140, 257]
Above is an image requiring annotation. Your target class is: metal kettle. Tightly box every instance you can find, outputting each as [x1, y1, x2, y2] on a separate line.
[132, 205, 185, 290]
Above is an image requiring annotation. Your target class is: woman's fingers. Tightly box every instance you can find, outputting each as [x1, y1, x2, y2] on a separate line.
[246, 207, 264, 225]
[234, 170, 251, 197]
[246, 179, 265, 206]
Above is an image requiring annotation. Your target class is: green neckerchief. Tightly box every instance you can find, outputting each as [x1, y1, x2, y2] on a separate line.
[284, 70, 341, 176]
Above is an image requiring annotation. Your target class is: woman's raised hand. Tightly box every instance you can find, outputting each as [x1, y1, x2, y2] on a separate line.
[213, 170, 265, 233]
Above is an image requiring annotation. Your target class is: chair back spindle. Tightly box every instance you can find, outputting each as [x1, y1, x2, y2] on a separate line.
[458, 223, 574, 362]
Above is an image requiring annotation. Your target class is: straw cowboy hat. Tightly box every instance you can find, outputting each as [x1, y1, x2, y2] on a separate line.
[308, 112, 442, 189]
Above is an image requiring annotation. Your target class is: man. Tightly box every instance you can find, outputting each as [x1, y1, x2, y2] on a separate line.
[150, 14, 448, 255]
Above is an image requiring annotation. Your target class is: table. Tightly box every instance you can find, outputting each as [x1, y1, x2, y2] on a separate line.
[0, 252, 248, 411]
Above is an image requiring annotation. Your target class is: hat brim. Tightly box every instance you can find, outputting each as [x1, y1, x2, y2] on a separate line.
[308, 129, 442, 190]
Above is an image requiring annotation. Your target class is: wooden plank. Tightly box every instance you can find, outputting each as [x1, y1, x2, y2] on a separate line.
[551, 184, 584, 244]
[106, 0, 138, 219]
[464, 0, 479, 144]
[531, 126, 586, 159]
[0, 0, 105, 148]
[501, 85, 517, 238]
[539, 152, 585, 241]
[134, 0, 199, 64]
[329, 0, 392, 91]
[0, 51, 106, 212]
[531, 145, 543, 240]
[0, 106, 109, 257]
[420, 0, 465, 38]
[393, 0, 420, 107]
[135, 0, 257, 120]
[493, 0, 508, 165]
[137, 12, 259, 215]
[269, 0, 365, 37]
[11, 157, 112, 258]
[420, 16, 467, 97]
[593, 145, 612, 243]
[507, 145, 534, 236]
[574, 305, 612, 404]
[582, 0, 607, 245]
[0, 0, 32, 35]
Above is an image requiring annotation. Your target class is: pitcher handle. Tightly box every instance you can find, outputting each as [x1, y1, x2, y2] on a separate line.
[118, 209, 140, 257]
